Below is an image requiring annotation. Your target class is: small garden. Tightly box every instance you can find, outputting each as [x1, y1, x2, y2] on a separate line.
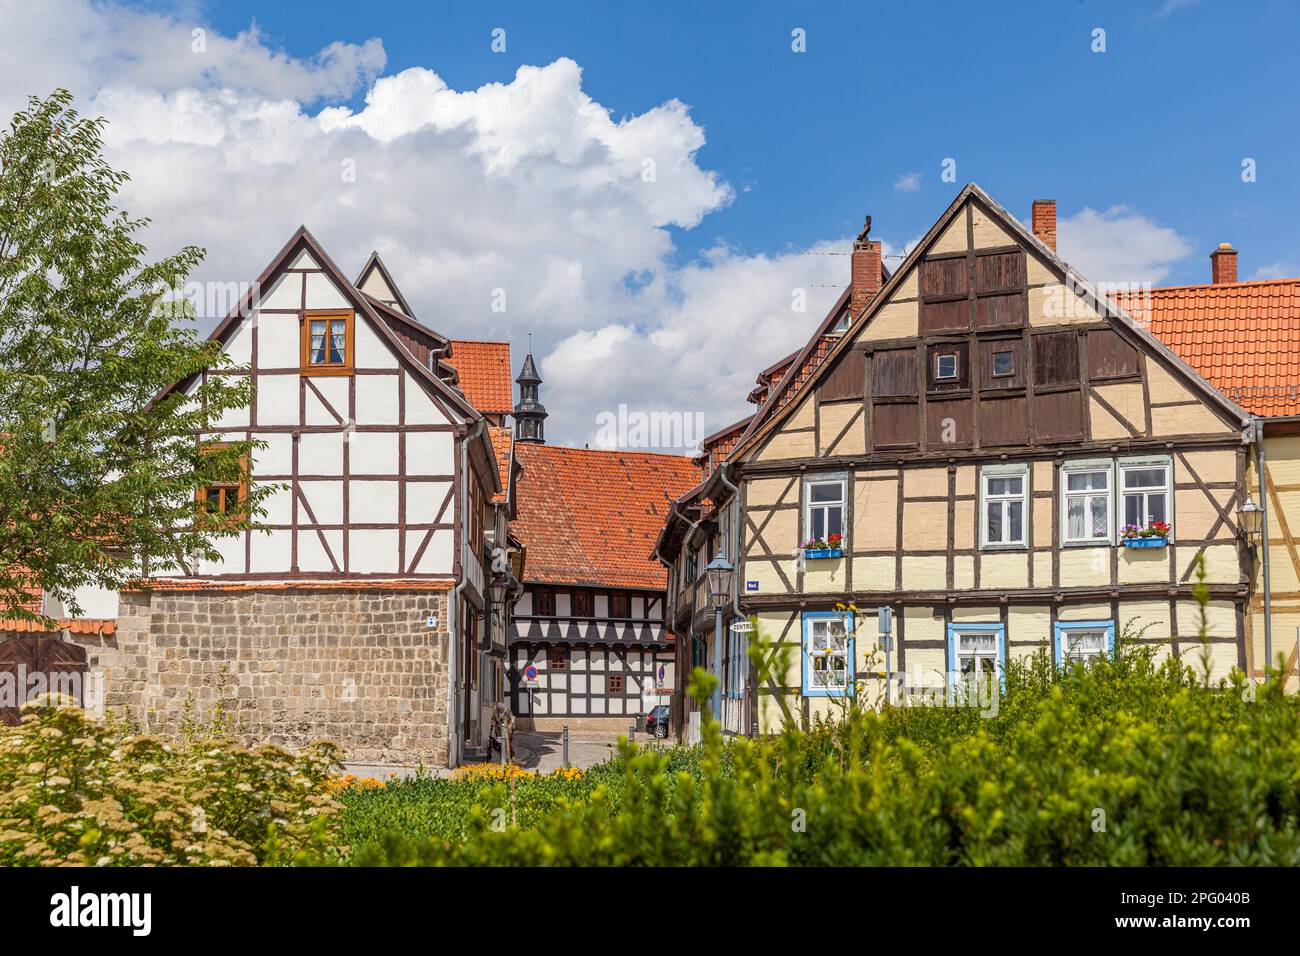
[5, 584, 1300, 866]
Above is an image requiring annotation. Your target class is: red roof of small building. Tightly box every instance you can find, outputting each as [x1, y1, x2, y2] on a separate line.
[487, 426, 513, 504]
[446, 341, 513, 414]
[1113, 277, 1300, 417]
[511, 444, 699, 590]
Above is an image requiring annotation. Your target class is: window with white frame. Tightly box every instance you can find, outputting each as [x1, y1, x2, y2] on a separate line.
[804, 474, 847, 544]
[1062, 462, 1113, 543]
[981, 466, 1027, 547]
[952, 628, 1002, 679]
[1119, 458, 1172, 534]
[935, 352, 959, 380]
[1056, 621, 1115, 666]
[803, 613, 851, 696]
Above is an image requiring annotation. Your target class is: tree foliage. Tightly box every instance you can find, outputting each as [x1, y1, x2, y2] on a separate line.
[0, 90, 266, 618]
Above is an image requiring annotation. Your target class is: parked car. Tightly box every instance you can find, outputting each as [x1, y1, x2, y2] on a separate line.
[644, 704, 670, 739]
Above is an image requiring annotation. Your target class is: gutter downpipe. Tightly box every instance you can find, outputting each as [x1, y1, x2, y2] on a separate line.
[665, 498, 704, 742]
[1255, 418, 1274, 680]
[447, 417, 485, 768]
[716, 462, 741, 732]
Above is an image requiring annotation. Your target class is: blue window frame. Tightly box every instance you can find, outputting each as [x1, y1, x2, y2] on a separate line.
[1053, 620, 1116, 667]
[802, 610, 854, 698]
[946, 622, 1006, 685]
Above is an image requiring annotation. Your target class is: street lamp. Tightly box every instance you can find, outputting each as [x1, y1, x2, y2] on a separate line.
[704, 552, 734, 721]
[1238, 495, 1263, 540]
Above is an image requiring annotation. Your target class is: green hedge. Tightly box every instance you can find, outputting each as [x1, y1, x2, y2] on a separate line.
[327, 641, 1300, 866]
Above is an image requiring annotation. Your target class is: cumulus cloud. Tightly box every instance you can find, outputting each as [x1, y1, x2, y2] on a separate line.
[0, 0, 906, 449]
[893, 171, 922, 193]
[1055, 205, 1195, 286]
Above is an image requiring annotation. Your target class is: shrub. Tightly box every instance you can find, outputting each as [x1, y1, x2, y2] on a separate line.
[320, 642, 1300, 866]
[0, 696, 342, 866]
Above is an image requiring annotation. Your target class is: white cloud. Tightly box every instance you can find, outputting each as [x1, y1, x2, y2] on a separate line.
[1252, 262, 1299, 281]
[0, 0, 902, 449]
[1055, 205, 1195, 285]
[893, 171, 922, 193]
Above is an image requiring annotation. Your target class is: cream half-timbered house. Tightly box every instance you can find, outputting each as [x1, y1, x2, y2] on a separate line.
[716, 185, 1254, 729]
[71, 228, 506, 770]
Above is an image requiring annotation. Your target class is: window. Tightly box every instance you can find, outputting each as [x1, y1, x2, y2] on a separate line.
[572, 590, 592, 617]
[685, 548, 697, 582]
[1062, 462, 1112, 543]
[196, 444, 247, 521]
[300, 310, 354, 374]
[608, 674, 625, 694]
[1119, 458, 1172, 534]
[935, 352, 959, 380]
[609, 592, 630, 619]
[949, 624, 1005, 690]
[802, 611, 853, 697]
[533, 589, 554, 617]
[804, 474, 847, 544]
[1055, 621, 1115, 666]
[992, 350, 1015, 377]
[549, 647, 566, 670]
[980, 466, 1027, 547]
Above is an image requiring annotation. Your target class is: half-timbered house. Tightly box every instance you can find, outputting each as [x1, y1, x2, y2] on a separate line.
[676, 185, 1257, 731]
[504, 352, 698, 730]
[58, 228, 513, 770]
[1112, 250, 1300, 686]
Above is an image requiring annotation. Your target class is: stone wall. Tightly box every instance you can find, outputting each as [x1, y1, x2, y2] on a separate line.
[72, 587, 452, 768]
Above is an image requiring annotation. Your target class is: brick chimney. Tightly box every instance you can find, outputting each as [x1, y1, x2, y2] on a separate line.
[1031, 199, 1057, 252]
[1210, 242, 1238, 284]
[851, 215, 882, 315]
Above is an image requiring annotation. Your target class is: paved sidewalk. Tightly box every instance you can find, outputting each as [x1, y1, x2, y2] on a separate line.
[511, 729, 669, 772]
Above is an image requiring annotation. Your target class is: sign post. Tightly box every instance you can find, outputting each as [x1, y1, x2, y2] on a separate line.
[878, 606, 894, 707]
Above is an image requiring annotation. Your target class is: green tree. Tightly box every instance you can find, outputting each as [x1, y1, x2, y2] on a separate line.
[0, 90, 266, 620]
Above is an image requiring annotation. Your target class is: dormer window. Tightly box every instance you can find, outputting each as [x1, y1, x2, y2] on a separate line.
[301, 310, 354, 375]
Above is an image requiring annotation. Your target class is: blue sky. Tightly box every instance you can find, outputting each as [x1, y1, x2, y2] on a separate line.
[8, 0, 1297, 446]
[191, 0, 1300, 284]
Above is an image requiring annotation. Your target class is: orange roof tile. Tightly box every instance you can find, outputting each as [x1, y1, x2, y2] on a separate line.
[511, 444, 699, 590]
[0, 618, 116, 635]
[1113, 277, 1300, 417]
[446, 341, 513, 414]
[487, 426, 513, 503]
[130, 579, 455, 593]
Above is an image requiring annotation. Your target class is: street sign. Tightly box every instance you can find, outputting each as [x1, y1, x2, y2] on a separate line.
[523, 663, 539, 687]
[730, 620, 754, 633]
[877, 606, 893, 635]
[746, 581, 759, 592]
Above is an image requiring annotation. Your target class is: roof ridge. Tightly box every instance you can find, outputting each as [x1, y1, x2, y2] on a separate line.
[1132, 276, 1300, 295]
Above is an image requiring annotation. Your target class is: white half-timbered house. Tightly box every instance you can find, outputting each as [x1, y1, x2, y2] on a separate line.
[65, 228, 509, 770]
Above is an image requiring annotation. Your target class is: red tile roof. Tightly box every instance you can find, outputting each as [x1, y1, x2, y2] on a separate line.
[446, 341, 513, 414]
[511, 444, 699, 590]
[1113, 277, 1300, 417]
[0, 618, 116, 635]
[487, 426, 513, 503]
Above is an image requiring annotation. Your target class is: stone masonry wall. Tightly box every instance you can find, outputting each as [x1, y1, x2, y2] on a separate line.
[72, 588, 452, 768]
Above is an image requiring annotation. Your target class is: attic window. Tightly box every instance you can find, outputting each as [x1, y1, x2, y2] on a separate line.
[831, 311, 851, 334]
[935, 352, 960, 380]
[992, 350, 1015, 377]
[301, 310, 354, 375]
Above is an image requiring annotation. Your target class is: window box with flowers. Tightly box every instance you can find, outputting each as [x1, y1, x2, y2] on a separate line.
[802, 533, 844, 559]
[1120, 520, 1170, 548]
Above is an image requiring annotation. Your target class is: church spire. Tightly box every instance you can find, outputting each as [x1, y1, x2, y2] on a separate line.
[513, 339, 547, 444]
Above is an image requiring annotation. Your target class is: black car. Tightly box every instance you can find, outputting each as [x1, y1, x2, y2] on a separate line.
[644, 704, 670, 739]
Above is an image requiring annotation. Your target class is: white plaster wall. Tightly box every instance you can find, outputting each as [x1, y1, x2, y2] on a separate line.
[257, 312, 300, 365]
[256, 374, 298, 426]
[349, 431, 398, 470]
[349, 480, 399, 524]
[299, 432, 344, 475]
[407, 529, 453, 574]
[305, 270, 350, 309]
[354, 320, 399, 370]
[299, 480, 343, 525]
[355, 375, 400, 425]
[405, 480, 452, 524]
[350, 529, 399, 573]
[406, 431, 454, 474]
[404, 372, 453, 426]
[257, 272, 301, 310]
[253, 433, 293, 476]
[225, 317, 253, 365]
[249, 530, 292, 573]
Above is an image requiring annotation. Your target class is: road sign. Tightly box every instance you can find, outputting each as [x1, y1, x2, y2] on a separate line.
[730, 620, 754, 633]
[523, 663, 539, 687]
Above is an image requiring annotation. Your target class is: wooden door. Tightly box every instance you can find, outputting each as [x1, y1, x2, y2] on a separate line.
[0, 635, 88, 725]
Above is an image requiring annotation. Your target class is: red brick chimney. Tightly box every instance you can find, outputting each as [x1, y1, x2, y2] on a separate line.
[1210, 242, 1238, 284]
[1031, 199, 1057, 252]
[851, 215, 882, 315]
